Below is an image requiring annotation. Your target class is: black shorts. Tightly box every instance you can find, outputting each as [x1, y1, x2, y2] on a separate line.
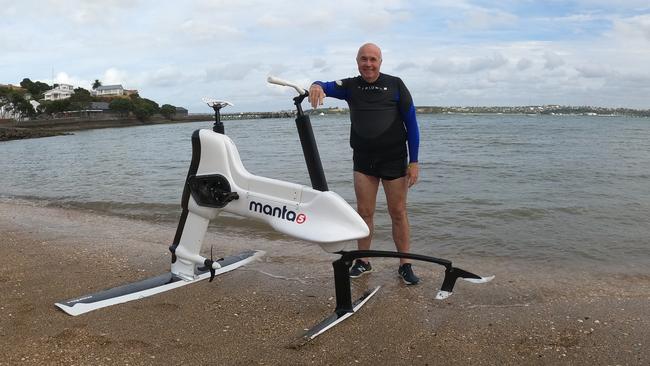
[353, 151, 408, 180]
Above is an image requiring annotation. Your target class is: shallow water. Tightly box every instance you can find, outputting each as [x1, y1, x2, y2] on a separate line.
[2, 114, 649, 268]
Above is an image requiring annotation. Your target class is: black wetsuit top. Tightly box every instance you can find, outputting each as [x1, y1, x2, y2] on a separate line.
[314, 73, 419, 162]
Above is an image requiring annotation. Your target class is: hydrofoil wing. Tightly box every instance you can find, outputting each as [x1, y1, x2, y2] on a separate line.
[55, 250, 263, 316]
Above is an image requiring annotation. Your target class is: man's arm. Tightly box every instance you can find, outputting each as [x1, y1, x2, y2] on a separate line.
[397, 79, 419, 164]
[308, 80, 348, 109]
[397, 78, 420, 187]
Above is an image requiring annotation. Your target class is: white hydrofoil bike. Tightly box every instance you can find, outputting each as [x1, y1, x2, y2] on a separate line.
[55, 76, 493, 342]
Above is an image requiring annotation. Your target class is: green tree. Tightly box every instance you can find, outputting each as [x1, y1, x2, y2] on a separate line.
[109, 98, 134, 117]
[13, 95, 35, 118]
[0, 86, 36, 119]
[141, 98, 160, 114]
[0, 86, 11, 113]
[132, 97, 159, 121]
[69, 87, 93, 110]
[160, 104, 177, 119]
[41, 99, 71, 115]
[92, 79, 102, 90]
[19, 78, 51, 100]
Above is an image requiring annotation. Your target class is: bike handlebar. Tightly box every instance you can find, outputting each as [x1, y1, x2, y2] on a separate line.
[267, 76, 307, 96]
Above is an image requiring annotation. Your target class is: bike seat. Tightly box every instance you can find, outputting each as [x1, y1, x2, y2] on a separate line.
[202, 98, 233, 109]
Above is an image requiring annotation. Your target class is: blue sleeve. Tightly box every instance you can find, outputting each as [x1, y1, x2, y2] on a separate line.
[403, 104, 419, 163]
[313, 80, 348, 100]
[397, 79, 419, 163]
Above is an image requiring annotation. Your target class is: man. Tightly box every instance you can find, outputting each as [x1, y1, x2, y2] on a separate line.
[308, 43, 421, 285]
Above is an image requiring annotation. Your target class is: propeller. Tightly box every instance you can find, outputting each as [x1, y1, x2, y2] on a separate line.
[197, 245, 223, 282]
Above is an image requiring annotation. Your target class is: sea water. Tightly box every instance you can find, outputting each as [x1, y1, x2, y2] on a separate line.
[1, 114, 649, 269]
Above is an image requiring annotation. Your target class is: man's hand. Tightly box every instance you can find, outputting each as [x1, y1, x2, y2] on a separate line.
[407, 162, 419, 187]
[308, 84, 326, 109]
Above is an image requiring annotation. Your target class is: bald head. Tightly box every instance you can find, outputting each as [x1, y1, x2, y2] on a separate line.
[356, 43, 382, 83]
[357, 43, 382, 61]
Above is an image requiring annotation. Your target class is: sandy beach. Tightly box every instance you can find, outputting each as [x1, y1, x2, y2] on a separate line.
[0, 199, 648, 365]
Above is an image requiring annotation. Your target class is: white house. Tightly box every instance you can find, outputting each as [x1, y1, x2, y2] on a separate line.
[92, 84, 124, 97]
[43, 84, 74, 101]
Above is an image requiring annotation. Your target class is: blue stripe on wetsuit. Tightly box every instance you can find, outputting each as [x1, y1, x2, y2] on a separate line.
[314, 81, 347, 100]
[314, 80, 420, 163]
[402, 103, 419, 163]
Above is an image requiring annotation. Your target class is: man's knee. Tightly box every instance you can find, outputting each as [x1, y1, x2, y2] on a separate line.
[387, 205, 407, 221]
[357, 206, 375, 220]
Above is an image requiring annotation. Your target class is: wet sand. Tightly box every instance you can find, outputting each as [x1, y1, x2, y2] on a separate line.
[0, 200, 648, 365]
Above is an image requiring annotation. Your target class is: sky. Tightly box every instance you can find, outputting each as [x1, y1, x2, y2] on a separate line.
[1, 0, 650, 113]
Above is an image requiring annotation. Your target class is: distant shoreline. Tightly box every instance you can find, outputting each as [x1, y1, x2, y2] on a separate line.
[0, 112, 301, 142]
[0, 115, 210, 142]
[2, 107, 648, 142]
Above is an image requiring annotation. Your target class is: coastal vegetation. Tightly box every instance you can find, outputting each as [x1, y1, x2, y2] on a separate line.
[0, 84, 34, 119]
[1, 78, 177, 122]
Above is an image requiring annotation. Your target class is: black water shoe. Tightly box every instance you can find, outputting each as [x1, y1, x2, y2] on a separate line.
[398, 263, 420, 285]
[349, 260, 373, 278]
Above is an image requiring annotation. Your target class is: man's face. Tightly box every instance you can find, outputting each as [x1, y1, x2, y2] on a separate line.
[356, 46, 382, 83]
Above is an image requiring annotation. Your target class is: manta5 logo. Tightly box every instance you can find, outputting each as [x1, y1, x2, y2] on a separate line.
[249, 200, 306, 224]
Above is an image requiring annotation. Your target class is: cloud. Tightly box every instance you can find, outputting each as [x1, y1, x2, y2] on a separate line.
[0, 2, 18, 17]
[53, 72, 89, 89]
[609, 14, 650, 42]
[255, 8, 334, 29]
[359, 8, 410, 31]
[46, 0, 138, 25]
[268, 64, 290, 77]
[313, 58, 327, 69]
[573, 0, 650, 8]
[102, 68, 129, 86]
[256, 14, 290, 28]
[1, 1, 650, 110]
[395, 62, 418, 71]
[611, 71, 650, 87]
[451, 8, 519, 31]
[543, 51, 565, 70]
[517, 58, 533, 70]
[427, 53, 508, 74]
[205, 63, 261, 81]
[467, 53, 509, 72]
[136, 66, 190, 88]
[180, 20, 243, 42]
[575, 64, 612, 78]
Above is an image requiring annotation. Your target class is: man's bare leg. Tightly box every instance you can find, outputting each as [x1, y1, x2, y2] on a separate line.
[354, 171, 380, 263]
[382, 176, 410, 265]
